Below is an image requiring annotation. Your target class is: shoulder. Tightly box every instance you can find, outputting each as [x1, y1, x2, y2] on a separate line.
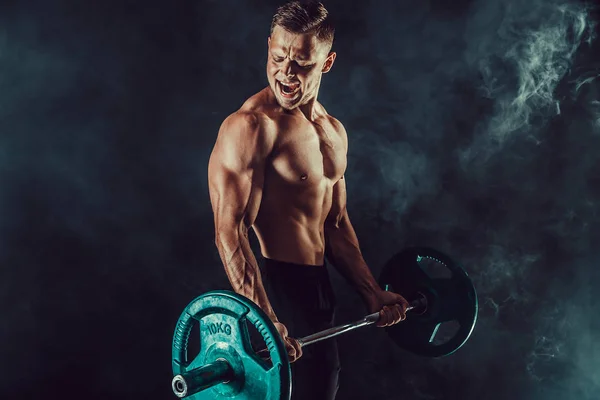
[327, 115, 347, 136]
[239, 87, 280, 117]
[320, 107, 348, 149]
[317, 102, 347, 136]
[220, 110, 261, 134]
[219, 88, 277, 136]
[215, 107, 276, 162]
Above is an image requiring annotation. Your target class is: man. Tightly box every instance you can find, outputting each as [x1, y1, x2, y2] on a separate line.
[208, 1, 409, 399]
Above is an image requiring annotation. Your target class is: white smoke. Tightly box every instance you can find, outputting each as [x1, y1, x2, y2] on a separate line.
[525, 283, 600, 398]
[474, 245, 541, 316]
[461, 0, 595, 166]
[573, 73, 600, 130]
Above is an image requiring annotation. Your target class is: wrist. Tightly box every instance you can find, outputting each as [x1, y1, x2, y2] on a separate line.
[263, 307, 279, 323]
[358, 281, 381, 303]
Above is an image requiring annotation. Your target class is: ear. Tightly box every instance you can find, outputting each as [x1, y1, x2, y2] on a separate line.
[268, 36, 271, 47]
[322, 52, 337, 74]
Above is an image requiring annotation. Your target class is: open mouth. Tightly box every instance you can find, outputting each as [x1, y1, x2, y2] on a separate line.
[278, 81, 300, 99]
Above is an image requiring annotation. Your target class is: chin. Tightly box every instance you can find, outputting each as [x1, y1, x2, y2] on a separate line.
[274, 91, 302, 110]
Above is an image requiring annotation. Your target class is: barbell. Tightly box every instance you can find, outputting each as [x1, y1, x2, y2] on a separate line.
[171, 247, 478, 399]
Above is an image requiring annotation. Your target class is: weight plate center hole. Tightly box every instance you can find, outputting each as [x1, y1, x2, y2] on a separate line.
[412, 291, 428, 315]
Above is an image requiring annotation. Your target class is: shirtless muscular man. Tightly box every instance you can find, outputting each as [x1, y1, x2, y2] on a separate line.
[208, 2, 409, 399]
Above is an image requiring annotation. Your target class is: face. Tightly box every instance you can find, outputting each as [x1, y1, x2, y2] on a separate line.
[267, 25, 336, 110]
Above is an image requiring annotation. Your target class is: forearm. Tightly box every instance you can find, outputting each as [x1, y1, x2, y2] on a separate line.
[325, 214, 380, 301]
[215, 226, 279, 321]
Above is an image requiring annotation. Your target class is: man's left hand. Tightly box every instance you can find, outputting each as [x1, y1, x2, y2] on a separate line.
[364, 289, 410, 327]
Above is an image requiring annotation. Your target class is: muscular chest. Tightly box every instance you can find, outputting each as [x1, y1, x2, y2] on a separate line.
[269, 119, 346, 186]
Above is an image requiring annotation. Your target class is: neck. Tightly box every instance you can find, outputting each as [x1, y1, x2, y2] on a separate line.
[298, 99, 317, 121]
[298, 85, 322, 121]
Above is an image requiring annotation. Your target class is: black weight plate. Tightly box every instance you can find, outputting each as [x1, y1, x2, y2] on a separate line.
[378, 247, 478, 357]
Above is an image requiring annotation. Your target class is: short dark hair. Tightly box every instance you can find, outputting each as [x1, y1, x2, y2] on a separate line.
[270, 1, 335, 48]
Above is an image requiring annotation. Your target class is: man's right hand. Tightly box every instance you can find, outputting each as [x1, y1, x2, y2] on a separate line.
[273, 321, 303, 363]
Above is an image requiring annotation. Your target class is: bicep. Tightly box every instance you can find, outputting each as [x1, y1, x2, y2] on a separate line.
[209, 165, 260, 226]
[326, 176, 348, 229]
[208, 112, 270, 228]
[327, 118, 350, 227]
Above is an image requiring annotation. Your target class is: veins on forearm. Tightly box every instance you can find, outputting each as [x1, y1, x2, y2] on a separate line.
[215, 226, 277, 318]
[216, 228, 256, 292]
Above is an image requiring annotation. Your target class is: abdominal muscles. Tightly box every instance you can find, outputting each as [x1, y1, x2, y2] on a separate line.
[253, 175, 333, 266]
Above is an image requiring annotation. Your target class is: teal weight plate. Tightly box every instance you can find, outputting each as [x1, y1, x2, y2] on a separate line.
[172, 290, 292, 399]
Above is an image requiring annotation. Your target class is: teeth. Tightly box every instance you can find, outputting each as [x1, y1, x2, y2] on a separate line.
[280, 81, 299, 95]
[280, 82, 299, 90]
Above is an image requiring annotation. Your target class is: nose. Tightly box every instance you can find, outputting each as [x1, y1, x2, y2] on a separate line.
[281, 60, 295, 78]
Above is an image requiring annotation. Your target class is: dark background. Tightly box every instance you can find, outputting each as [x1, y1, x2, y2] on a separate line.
[1, 0, 599, 399]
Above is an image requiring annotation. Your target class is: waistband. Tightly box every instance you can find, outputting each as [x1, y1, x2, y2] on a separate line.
[262, 257, 328, 278]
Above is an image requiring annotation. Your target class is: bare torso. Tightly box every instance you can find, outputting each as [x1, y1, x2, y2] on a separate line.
[241, 87, 347, 266]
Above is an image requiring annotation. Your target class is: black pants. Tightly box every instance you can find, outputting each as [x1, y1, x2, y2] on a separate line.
[261, 258, 341, 400]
